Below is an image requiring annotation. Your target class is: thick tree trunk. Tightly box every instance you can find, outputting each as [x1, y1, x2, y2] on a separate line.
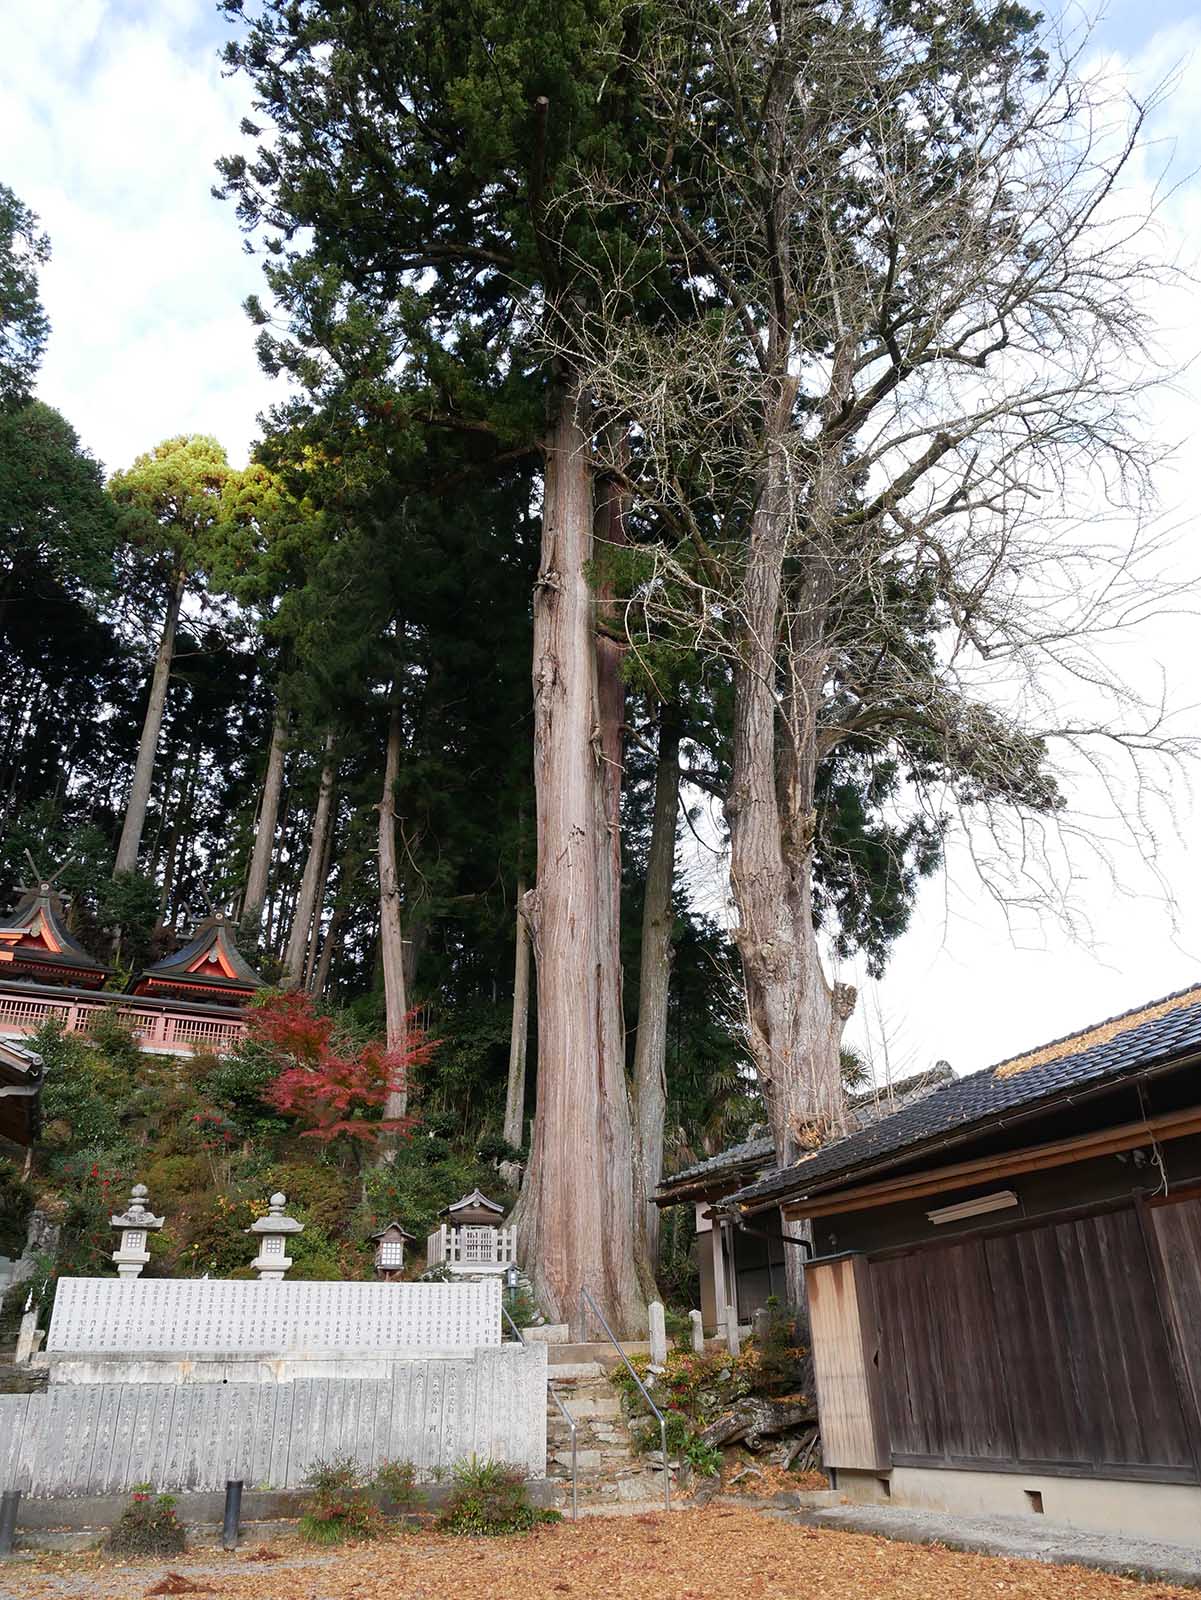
[726, 417, 851, 1310]
[158, 742, 199, 920]
[243, 707, 288, 932]
[303, 806, 336, 991]
[114, 568, 186, 877]
[513, 392, 645, 1339]
[312, 901, 347, 996]
[378, 703, 409, 1123]
[502, 877, 532, 1151]
[281, 735, 336, 986]
[632, 704, 681, 1267]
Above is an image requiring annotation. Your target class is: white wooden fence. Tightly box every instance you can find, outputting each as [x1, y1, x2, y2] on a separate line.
[426, 1224, 518, 1271]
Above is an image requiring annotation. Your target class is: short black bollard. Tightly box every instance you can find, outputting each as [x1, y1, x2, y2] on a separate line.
[0, 1490, 21, 1557]
[222, 1480, 243, 1551]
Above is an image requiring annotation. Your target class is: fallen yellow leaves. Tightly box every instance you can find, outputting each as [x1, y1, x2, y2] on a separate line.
[0, 1508, 1190, 1600]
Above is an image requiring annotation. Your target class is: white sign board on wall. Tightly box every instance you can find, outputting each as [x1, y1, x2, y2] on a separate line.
[47, 1277, 501, 1354]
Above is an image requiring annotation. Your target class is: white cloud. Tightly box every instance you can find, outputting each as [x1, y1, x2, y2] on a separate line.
[0, 0, 278, 470]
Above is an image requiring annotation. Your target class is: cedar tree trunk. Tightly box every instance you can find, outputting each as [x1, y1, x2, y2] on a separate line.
[514, 391, 646, 1339]
[379, 702, 409, 1124]
[632, 703, 681, 1266]
[243, 707, 288, 930]
[281, 735, 336, 985]
[502, 877, 531, 1151]
[114, 567, 186, 876]
[303, 806, 336, 991]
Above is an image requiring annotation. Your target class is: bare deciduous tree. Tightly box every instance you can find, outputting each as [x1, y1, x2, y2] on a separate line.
[548, 0, 1188, 1295]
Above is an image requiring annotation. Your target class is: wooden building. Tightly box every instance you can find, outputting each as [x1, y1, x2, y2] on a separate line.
[656, 1066, 951, 1333]
[0, 897, 264, 1057]
[729, 985, 1201, 1545]
[0, 1037, 43, 1153]
[128, 911, 265, 1006]
[0, 881, 111, 989]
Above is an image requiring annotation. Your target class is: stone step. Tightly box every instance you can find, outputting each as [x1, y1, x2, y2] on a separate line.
[548, 1341, 652, 1367]
[552, 1393, 622, 1419]
[546, 1360, 607, 1380]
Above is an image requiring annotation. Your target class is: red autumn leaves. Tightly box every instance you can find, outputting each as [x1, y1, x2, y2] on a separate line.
[248, 992, 436, 1146]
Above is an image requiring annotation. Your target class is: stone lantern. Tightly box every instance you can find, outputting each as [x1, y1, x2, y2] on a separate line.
[247, 1192, 303, 1280]
[110, 1183, 164, 1279]
[370, 1221, 415, 1280]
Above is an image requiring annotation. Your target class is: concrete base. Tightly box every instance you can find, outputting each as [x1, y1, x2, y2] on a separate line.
[836, 1465, 1201, 1549]
[2, 1480, 564, 1552]
[48, 1344, 504, 1385]
[525, 1325, 570, 1345]
[788, 1501, 1201, 1589]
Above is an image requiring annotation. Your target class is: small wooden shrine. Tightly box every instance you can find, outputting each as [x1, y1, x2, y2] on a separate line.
[426, 1189, 516, 1275]
[128, 912, 264, 1007]
[0, 881, 111, 990]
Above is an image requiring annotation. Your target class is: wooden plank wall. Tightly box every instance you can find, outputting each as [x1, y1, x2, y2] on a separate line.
[1151, 1195, 1201, 1423]
[870, 1206, 1199, 1480]
[806, 1256, 889, 1470]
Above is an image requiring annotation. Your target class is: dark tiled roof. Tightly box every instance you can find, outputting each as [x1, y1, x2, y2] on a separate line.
[140, 915, 264, 988]
[661, 1134, 776, 1191]
[733, 985, 1201, 1211]
[0, 887, 107, 971]
[658, 1065, 955, 1197]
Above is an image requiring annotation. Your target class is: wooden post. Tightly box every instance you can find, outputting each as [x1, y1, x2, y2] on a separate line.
[710, 1218, 728, 1333]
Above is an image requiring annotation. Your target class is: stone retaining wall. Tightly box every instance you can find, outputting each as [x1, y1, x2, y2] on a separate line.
[0, 1345, 546, 1497]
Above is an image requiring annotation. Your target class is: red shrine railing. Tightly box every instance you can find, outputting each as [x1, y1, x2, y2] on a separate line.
[0, 987, 247, 1055]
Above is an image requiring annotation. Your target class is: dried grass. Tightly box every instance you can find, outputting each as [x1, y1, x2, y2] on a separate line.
[993, 987, 1201, 1079]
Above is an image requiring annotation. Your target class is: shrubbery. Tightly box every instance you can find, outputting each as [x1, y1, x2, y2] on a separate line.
[0, 1157, 33, 1258]
[298, 1456, 424, 1544]
[437, 1457, 560, 1536]
[108, 1488, 187, 1555]
[298, 1457, 389, 1544]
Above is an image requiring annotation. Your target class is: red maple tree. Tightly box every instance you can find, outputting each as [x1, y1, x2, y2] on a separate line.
[249, 992, 434, 1146]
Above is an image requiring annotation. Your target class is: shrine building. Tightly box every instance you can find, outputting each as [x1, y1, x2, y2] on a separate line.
[0, 887, 263, 1057]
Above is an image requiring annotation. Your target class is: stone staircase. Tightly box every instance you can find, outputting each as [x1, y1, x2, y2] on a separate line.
[0, 1345, 47, 1395]
[544, 1342, 675, 1509]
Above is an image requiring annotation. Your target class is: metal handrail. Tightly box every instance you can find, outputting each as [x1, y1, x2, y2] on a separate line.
[579, 1287, 671, 1512]
[502, 1303, 578, 1521]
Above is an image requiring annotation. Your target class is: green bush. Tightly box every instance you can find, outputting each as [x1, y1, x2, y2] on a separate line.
[682, 1435, 723, 1476]
[375, 1458, 422, 1511]
[298, 1456, 386, 1545]
[107, 1488, 187, 1555]
[754, 1296, 806, 1394]
[197, 1040, 288, 1140]
[437, 1457, 560, 1536]
[0, 1157, 33, 1258]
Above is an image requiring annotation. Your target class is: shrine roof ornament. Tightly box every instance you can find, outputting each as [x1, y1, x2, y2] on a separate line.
[438, 1188, 505, 1219]
[0, 861, 111, 991]
[128, 910, 265, 1005]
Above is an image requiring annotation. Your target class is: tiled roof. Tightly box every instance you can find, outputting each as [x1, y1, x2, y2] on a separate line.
[660, 1134, 776, 1191]
[0, 887, 107, 971]
[732, 983, 1201, 1211]
[658, 1065, 954, 1197]
[140, 915, 264, 988]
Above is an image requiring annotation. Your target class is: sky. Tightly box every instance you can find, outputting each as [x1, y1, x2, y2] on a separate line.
[3, 0, 1201, 1082]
